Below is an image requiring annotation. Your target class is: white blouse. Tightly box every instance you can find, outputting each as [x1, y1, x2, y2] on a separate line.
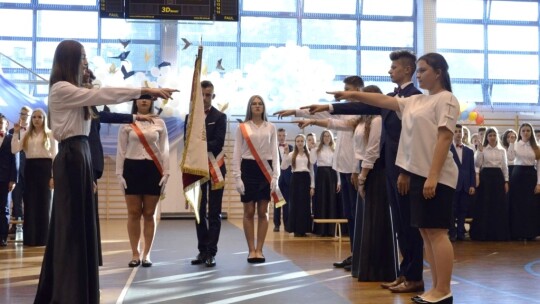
[475, 145, 509, 181]
[11, 131, 57, 159]
[396, 91, 460, 188]
[328, 115, 382, 171]
[116, 119, 170, 175]
[281, 152, 315, 188]
[48, 81, 141, 141]
[507, 141, 540, 183]
[310, 145, 334, 167]
[232, 120, 279, 180]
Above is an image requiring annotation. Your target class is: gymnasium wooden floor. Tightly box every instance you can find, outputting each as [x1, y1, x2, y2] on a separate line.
[1, 218, 539, 304]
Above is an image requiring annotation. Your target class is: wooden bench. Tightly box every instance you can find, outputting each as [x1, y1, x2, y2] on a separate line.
[312, 219, 348, 241]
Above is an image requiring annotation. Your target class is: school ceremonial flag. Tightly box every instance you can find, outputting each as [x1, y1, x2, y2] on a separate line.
[181, 45, 209, 224]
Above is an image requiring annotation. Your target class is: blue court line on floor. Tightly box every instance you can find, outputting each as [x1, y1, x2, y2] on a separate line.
[524, 259, 540, 278]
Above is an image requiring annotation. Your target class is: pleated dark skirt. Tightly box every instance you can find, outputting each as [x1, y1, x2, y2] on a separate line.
[123, 159, 162, 195]
[23, 158, 52, 246]
[240, 159, 271, 203]
[470, 168, 510, 241]
[287, 171, 312, 235]
[351, 161, 398, 282]
[34, 136, 100, 304]
[409, 173, 454, 229]
[312, 166, 338, 236]
[509, 165, 539, 239]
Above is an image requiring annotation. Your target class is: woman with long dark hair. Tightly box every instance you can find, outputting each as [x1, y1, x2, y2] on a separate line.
[507, 123, 540, 240]
[232, 95, 279, 263]
[34, 40, 176, 304]
[11, 108, 56, 246]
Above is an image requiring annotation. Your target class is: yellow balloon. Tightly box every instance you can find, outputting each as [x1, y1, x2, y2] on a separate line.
[468, 111, 478, 121]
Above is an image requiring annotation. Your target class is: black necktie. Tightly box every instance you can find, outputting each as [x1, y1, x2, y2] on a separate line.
[394, 87, 401, 96]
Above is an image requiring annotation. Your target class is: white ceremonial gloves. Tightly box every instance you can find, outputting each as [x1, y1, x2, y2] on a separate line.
[235, 177, 245, 195]
[270, 177, 277, 192]
[117, 174, 127, 190]
[159, 174, 169, 187]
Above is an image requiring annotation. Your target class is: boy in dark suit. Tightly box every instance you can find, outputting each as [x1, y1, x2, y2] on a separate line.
[449, 124, 476, 241]
[189, 80, 227, 267]
[274, 128, 292, 232]
[0, 113, 17, 246]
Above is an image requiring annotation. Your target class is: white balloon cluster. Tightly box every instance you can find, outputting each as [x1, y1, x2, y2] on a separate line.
[89, 41, 336, 118]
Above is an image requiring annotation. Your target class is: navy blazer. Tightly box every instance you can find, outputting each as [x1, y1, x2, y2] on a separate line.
[450, 144, 476, 192]
[89, 106, 134, 179]
[185, 106, 227, 175]
[332, 83, 422, 175]
[0, 133, 17, 183]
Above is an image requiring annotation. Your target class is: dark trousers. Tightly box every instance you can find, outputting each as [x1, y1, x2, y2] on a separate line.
[386, 169, 423, 281]
[196, 181, 224, 256]
[274, 176, 290, 230]
[0, 181, 9, 240]
[450, 190, 470, 239]
[339, 172, 357, 246]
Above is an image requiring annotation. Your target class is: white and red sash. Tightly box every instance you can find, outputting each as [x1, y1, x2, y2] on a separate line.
[239, 123, 285, 207]
[208, 151, 225, 190]
[131, 123, 166, 199]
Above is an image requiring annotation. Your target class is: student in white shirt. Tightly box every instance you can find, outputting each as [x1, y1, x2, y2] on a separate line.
[506, 123, 540, 240]
[471, 127, 510, 241]
[117, 96, 169, 268]
[11, 108, 57, 246]
[34, 40, 176, 304]
[232, 95, 279, 264]
[323, 53, 459, 304]
[280, 134, 315, 237]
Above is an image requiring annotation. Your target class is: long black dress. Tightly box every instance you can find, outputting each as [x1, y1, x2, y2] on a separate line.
[34, 136, 99, 304]
[351, 160, 398, 281]
[509, 165, 538, 239]
[470, 168, 510, 241]
[312, 165, 339, 236]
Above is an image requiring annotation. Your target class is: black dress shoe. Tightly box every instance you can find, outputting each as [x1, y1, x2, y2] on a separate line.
[343, 264, 351, 271]
[0, 239, 7, 247]
[141, 259, 153, 267]
[191, 253, 206, 265]
[411, 295, 424, 303]
[333, 256, 352, 268]
[128, 259, 141, 267]
[205, 255, 216, 267]
[273, 226, 280, 232]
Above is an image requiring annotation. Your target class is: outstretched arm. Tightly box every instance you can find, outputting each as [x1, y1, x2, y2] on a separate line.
[327, 91, 400, 112]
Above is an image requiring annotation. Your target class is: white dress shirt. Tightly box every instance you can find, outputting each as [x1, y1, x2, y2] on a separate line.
[310, 145, 334, 167]
[396, 91, 460, 188]
[281, 152, 315, 187]
[475, 144, 509, 181]
[232, 120, 279, 180]
[11, 131, 57, 159]
[507, 141, 540, 183]
[116, 119, 170, 175]
[295, 109, 356, 174]
[48, 81, 141, 141]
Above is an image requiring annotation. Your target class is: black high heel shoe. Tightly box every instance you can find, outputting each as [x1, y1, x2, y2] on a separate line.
[141, 259, 153, 267]
[128, 259, 141, 267]
[416, 293, 452, 304]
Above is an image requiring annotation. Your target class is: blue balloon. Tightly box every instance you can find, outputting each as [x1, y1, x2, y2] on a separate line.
[460, 110, 470, 120]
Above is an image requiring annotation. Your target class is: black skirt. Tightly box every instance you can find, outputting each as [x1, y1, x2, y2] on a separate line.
[123, 159, 162, 195]
[287, 171, 312, 235]
[409, 173, 454, 229]
[470, 168, 510, 241]
[352, 161, 398, 282]
[509, 165, 539, 239]
[312, 166, 339, 236]
[240, 159, 271, 203]
[23, 158, 52, 246]
[34, 136, 100, 304]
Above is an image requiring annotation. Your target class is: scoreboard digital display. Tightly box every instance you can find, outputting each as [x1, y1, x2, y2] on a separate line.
[100, 0, 238, 21]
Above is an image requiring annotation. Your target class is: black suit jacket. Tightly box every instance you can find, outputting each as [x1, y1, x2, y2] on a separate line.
[0, 133, 17, 183]
[89, 106, 134, 179]
[278, 144, 293, 185]
[332, 83, 422, 175]
[450, 144, 475, 192]
[185, 106, 227, 176]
